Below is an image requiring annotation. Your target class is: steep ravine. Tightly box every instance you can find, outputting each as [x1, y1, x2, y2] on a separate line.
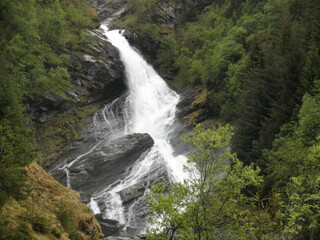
[17, 1, 210, 239]
[0, 1, 208, 240]
[48, 23, 197, 238]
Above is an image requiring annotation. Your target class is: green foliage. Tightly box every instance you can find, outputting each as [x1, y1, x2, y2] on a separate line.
[265, 76, 320, 237]
[0, 168, 30, 206]
[139, 23, 161, 43]
[134, 0, 320, 169]
[148, 122, 320, 238]
[51, 227, 62, 238]
[127, 0, 159, 15]
[0, 0, 95, 208]
[147, 124, 262, 239]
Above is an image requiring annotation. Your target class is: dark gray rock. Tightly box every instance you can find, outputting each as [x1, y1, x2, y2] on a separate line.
[146, 0, 214, 28]
[69, 33, 126, 103]
[168, 86, 209, 156]
[175, 86, 199, 120]
[92, 160, 171, 236]
[51, 133, 154, 196]
[26, 28, 125, 124]
[75, 87, 89, 96]
[96, 214, 126, 236]
[25, 93, 73, 124]
[88, 0, 127, 22]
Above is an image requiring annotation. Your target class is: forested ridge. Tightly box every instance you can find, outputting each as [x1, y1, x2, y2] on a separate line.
[118, 0, 320, 239]
[0, 1, 104, 239]
[0, 0, 96, 204]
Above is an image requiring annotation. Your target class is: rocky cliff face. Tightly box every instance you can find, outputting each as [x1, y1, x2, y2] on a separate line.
[50, 133, 155, 199]
[88, 0, 127, 22]
[144, 0, 213, 29]
[14, 11, 127, 239]
[27, 30, 125, 125]
[27, 29, 126, 168]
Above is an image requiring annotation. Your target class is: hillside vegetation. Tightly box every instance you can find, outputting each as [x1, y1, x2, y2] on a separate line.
[0, 0, 104, 239]
[117, 0, 320, 238]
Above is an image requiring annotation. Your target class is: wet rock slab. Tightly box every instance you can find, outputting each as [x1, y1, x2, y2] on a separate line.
[51, 133, 154, 196]
[96, 214, 125, 236]
[95, 160, 171, 236]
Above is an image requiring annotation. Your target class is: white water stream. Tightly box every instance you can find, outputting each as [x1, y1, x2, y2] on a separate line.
[64, 24, 190, 233]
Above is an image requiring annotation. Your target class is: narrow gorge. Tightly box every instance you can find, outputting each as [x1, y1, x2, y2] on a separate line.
[48, 20, 191, 238]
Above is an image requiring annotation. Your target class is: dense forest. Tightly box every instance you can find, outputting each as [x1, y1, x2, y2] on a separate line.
[118, 0, 320, 239]
[1, 0, 320, 239]
[0, 0, 95, 205]
[0, 0, 102, 239]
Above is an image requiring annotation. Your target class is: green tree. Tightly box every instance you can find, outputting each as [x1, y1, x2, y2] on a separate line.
[265, 79, 320, 238]
[0, 0, 95, 207]
[147, 124, 261, 239]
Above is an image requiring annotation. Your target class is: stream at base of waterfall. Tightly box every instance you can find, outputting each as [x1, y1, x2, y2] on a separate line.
[50, 24, 190, 237]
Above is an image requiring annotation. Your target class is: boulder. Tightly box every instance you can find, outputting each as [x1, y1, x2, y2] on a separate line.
[95, 214, 126, 236]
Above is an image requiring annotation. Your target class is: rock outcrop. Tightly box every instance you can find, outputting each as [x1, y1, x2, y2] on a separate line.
[117, 0, 215, 60]
[51, 133, 154, 197]
[169, 86, 209, 156]
[27, 29, 125, 125]
[150, 0, 214, 28]
[88, 0, 128, 22]
[95, 160, 170, 236]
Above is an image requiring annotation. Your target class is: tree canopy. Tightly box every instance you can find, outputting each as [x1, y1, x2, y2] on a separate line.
[0, 0, 95, 207]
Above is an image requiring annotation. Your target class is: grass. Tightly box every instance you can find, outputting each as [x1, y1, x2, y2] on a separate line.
[0, 162, 104, 240]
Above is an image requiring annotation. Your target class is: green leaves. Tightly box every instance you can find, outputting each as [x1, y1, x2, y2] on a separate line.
[0, 0, 94, 207]
[298, 94, 320, 143]
[147, 124, 261, 239]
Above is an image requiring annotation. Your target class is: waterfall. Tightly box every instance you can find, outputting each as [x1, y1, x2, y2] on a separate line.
[100, 25, 188, 182]
[90, 25, 189, 233]
[56, 24, 189, 235]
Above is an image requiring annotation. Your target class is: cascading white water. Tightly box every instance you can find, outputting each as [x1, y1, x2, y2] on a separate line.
[87, 25, 189, 230]
[99, 25, 189, 181]
[51, 23, 191, 235]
